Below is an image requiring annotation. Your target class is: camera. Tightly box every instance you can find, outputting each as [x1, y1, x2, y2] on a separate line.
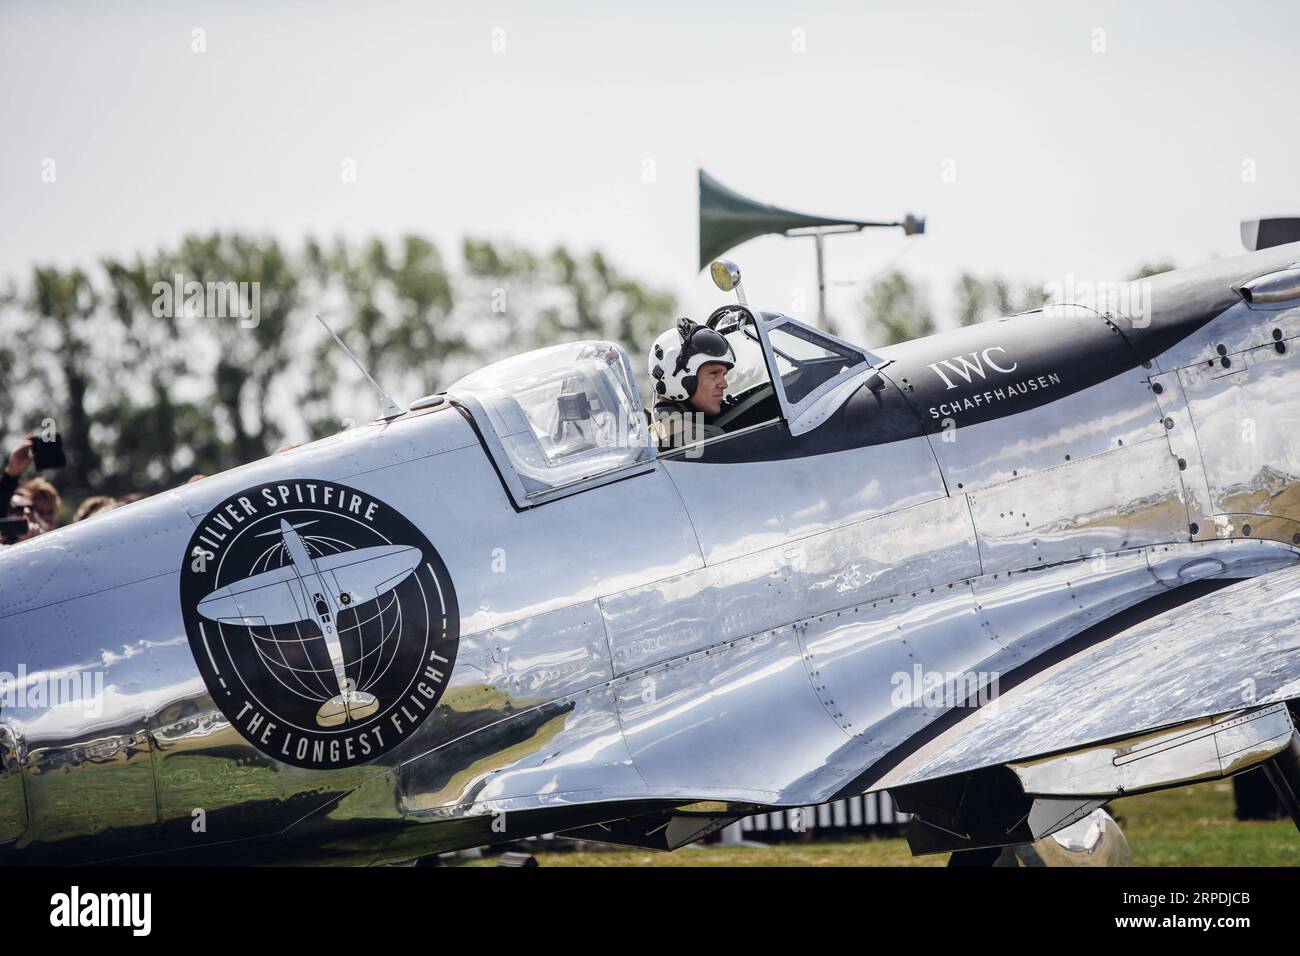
[32, 432, 66, 471]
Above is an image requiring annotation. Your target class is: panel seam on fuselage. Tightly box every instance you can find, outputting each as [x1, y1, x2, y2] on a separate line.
[965, 494, 986, 578]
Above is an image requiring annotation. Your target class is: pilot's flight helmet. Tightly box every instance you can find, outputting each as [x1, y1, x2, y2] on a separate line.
[648, 317, 736, 402]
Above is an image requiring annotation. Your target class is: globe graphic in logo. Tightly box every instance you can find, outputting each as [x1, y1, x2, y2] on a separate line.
[179, 480, 459, 769]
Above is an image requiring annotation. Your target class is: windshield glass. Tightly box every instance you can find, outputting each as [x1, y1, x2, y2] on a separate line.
[722, 326, 772, 395]
[767, 323, 866, 403]
[726, 319, 867, 405]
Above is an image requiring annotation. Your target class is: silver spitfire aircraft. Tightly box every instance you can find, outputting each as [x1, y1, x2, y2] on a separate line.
[4, 234, 1300, 866]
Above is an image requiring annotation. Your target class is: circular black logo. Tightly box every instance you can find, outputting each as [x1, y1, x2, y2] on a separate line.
[179, 479, 459, 769]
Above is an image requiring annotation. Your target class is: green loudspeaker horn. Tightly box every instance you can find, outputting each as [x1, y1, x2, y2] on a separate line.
[698, 169, 921, 270]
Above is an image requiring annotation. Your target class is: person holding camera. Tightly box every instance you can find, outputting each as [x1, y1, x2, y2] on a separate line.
[1, 437, 35, 541]
[2, 437, 62, 545]
[1, 437, 33, 504]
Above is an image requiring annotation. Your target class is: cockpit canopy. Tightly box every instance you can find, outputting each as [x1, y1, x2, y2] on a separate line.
[449, 341, 653, 504]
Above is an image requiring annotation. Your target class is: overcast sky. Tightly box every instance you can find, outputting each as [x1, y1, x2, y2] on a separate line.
[3, 0, 1297, 339]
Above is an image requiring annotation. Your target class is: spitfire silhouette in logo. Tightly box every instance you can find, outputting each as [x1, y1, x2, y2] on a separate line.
[179, 480, 459, 770]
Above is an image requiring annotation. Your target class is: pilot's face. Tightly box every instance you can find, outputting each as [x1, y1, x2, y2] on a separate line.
[691, 363, 729, 415]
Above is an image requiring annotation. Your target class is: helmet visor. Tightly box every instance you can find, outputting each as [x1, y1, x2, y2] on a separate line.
[681, 327, 734, 370]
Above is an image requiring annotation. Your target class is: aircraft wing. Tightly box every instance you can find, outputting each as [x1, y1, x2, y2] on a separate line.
[312, 544, 422, 605]
[196, 545, 422, 626]
[871, 563, 1300, 815]
[196, 564, 307, 626]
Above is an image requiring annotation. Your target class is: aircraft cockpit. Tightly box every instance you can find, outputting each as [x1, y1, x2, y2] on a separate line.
[705, 303, 878, 436]
[446, 259, 889, 507]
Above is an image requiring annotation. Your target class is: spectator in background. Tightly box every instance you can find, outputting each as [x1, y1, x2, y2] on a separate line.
[1, 437, 34, 512]
[12, 476, 61, 536]
[73, 495, 119, 523]
[2, 439, 57, 545]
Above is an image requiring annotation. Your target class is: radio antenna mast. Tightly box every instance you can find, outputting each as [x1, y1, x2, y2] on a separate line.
[314, 313, 404, 421]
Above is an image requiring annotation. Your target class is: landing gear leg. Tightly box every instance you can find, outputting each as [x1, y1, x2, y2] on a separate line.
[1261, 731, 1300, 832]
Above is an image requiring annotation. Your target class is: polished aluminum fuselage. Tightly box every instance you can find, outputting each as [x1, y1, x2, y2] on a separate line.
[4, 242, 1300, 863]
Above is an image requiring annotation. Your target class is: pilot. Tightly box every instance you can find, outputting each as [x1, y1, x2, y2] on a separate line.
[647, 317, 736, 449]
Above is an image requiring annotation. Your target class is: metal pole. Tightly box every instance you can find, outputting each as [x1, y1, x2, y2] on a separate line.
[814, 232, 827, 329]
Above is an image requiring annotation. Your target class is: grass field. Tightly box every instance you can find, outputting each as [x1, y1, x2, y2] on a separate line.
[449, 779, 1300, 866]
